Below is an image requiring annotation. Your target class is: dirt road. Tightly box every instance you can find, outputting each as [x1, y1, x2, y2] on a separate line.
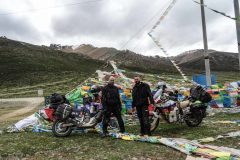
[0, 97, 44, 122]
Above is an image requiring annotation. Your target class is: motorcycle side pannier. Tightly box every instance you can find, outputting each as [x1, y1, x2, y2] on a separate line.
[54, 104, 72, 120]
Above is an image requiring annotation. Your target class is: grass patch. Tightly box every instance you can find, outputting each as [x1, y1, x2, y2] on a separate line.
[0, 109, 240, 159]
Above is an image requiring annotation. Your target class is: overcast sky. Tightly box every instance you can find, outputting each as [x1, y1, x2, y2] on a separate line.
[0, 0, 238, 56]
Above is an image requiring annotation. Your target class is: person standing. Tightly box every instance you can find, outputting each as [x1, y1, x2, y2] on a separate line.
[101, 76, 125, 137]
[132, 76, 154, 136]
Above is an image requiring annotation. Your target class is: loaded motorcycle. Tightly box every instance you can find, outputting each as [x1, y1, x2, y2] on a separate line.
[52, 97, 118, 137]
[149, 85, 212, 132]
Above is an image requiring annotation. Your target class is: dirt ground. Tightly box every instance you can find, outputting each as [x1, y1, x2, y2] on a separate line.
[0, 97, 44, 122]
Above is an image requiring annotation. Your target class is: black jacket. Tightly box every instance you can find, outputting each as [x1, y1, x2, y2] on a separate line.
[101, 84, 121, 108]
[132, 82, 154, 107]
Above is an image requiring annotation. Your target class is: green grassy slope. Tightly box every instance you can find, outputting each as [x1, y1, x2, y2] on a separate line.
[0, 38, 104, 97]
[0, 37, 239, 98]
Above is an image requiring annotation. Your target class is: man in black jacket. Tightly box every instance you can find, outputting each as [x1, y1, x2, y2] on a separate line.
[101, 76, 125, 137]
[132, 76, 154, 136]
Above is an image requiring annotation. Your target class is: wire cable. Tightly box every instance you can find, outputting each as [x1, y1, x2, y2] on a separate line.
[119, 0, 172, 50]
[0, 0, 105, 16]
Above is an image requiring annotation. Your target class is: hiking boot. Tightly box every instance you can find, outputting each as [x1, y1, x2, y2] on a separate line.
[101, 133, 108, 138]
[101, 130, 109, 138]
[139, 133, 144, 137]
[148, 133, 152, 136]
[120, 130, 126, 134]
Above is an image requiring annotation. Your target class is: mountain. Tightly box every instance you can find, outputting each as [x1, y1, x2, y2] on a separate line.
[60, 44, 239, 72]
[60, 44, 176, 73]
[109, 50, 175, 73]
[61, 44, 119, 60]
[1, 37, 239, 89]
[174, 49, 239, 71]
[1, 37, 238, 98]
[0, 37, 104, 88]
[0, 37, 178, 91]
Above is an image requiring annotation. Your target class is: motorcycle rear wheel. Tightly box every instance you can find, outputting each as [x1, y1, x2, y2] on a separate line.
[185, 114, 203, 127]
[52, 120, 72, 137]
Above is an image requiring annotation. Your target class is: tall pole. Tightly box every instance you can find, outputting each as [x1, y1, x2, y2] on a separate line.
[234, 0, 240, 71]
[200, 0, 211, 86]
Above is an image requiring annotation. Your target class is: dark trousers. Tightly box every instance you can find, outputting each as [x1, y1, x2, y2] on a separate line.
[136, 105, 151, 136]
[102, 106, 125, 134]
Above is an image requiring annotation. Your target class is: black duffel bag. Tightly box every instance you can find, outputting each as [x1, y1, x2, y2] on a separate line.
[50, 93, 66, 109]
[190, 85, 212, 103]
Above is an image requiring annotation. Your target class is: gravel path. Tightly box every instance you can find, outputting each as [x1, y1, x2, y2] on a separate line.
[0, 97, 44, 122]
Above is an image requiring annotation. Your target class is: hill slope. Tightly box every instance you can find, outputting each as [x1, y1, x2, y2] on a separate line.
[61, 44, 119, 60]
[174, 49, 239, 71]
[61, 44, 239, 72]
[0, 37, 104, 89]
[110, 50, 175, 73]
[1, 37, 239, 92]
[61, 44, 177, 73]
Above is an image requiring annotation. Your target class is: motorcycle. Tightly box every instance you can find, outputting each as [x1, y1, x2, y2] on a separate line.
[149, 85, 211, 132]
[52, 102, 119, 137]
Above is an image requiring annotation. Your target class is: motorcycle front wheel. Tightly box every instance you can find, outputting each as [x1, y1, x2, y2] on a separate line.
[52, 120, 72, 137]
[149, 111, 160, 132]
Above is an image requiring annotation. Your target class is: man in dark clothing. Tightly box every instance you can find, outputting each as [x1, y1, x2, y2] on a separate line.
[101, 77, 125, 137]
[132, 76, 154, 136]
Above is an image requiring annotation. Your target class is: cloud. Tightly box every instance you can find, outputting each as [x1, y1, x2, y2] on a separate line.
[150, 0, 237, 55]
[0, 15, 42, 43]
[0, 0, 238, 56]
[51, 0, 171, 46]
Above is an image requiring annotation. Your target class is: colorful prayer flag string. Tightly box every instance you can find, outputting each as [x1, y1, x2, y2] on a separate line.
[148, 0, 189, 81]
[193, 0, 240, 22]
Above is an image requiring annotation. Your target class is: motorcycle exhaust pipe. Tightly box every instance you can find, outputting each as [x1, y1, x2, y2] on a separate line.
[82, 118, 97, 127]
[62, 123, 74, 127]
